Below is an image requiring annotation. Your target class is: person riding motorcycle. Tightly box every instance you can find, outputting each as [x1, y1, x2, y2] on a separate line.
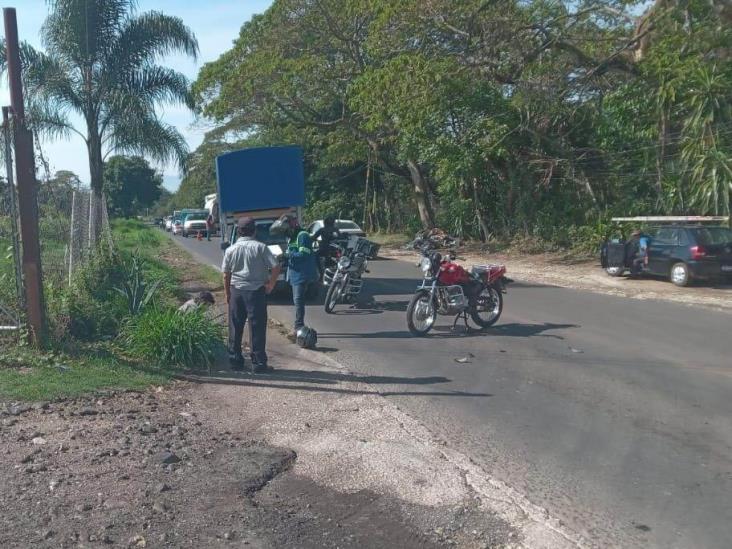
[312, 215, 342, 273]
[312, 215, 341, 259]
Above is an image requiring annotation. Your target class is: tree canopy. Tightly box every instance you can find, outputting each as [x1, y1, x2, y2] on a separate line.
[171, 0, 732, 241]
[104, 156, 163, 218]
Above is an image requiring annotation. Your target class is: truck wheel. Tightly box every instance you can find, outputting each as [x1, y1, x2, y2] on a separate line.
[670, 262, 690, 287]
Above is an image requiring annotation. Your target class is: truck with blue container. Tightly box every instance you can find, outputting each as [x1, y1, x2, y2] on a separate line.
[216, 146, 306, 289]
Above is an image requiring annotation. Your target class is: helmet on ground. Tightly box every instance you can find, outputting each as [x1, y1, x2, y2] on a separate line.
[296, 326, 318, 349]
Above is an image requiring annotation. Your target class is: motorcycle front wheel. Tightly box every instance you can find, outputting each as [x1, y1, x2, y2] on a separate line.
[324, 278, 344, 314]
[470, 286, 503, 328]
[406, 291, 437, 336]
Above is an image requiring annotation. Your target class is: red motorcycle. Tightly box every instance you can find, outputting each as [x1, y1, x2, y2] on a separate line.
[406, 246, 509, 336]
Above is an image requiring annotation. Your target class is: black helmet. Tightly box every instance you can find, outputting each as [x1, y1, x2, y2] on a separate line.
[324, 215, 336, 227]
[296, 326, 318, 349]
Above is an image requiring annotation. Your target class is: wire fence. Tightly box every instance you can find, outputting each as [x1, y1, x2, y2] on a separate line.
[1, 158, 113, 337]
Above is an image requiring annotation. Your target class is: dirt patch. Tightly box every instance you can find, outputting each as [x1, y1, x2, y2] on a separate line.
[0, 378, 520, 548]
[0, 387, 293, 548]
[381, 247, 732, 313]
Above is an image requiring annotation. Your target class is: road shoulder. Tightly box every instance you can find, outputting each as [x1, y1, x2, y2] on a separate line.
[381, 248, 732, 313]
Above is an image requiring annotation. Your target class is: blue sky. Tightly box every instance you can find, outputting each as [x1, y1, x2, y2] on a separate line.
[0, 1, 273, 191]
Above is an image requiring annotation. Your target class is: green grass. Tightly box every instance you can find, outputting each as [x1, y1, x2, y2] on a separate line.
[0, 354, 169, 401]
[0, 220, 225, 402]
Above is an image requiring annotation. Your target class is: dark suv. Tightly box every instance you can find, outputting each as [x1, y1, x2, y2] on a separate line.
[605, 225, 732, 286]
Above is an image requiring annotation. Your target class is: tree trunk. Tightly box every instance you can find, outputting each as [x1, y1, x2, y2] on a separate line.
[407, 160, 435, 229]
[471, 178, 491, 242]
[655, 111, 667, 209]
[87, 125, 104, 244]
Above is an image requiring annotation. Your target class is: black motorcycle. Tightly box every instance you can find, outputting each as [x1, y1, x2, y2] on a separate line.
[323, 244, 369, 313]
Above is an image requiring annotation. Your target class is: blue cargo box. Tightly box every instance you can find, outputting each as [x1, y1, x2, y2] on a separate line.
[215, 146, 305, 214]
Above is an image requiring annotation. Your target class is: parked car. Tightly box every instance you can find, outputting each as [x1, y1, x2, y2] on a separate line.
[171, 219, 183, 235]
[605, 225, 732, 286]
[182, 213, 208, 238]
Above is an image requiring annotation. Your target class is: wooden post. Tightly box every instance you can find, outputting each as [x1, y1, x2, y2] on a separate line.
[4, 8, 46, 344]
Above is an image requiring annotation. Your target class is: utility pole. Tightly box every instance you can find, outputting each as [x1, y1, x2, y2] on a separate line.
[4, 8, 46, 345]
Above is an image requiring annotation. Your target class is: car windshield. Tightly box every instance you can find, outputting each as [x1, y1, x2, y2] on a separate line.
[691, 227, 732, 246]
[336, 221, 360, 230]
[185, 214, 206, 221]
[231, 221, 287, 246]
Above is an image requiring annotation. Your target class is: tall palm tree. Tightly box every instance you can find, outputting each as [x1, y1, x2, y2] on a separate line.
[1, 0, 198, 201]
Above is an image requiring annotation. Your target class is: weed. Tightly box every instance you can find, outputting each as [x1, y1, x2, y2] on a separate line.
[122, 307, 223, 369]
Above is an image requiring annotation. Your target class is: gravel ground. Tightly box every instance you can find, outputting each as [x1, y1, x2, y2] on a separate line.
[0, 330, 544, 549]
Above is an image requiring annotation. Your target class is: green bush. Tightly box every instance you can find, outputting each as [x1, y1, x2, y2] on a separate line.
[122, 307, 223, 369]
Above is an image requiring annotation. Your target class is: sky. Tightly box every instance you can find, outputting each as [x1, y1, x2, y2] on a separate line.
[0, 0, 273, 191]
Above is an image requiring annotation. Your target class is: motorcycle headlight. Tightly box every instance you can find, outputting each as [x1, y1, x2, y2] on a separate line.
[420, 257, 432, 274]
[338, 257, 351, 269]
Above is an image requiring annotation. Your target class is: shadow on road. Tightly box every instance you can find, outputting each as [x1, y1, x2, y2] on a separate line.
[319, 321, 579, 340]
[178, 368, 491, 398]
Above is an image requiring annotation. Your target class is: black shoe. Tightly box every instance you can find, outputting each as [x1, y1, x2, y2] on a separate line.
[251, 364, 269, 374]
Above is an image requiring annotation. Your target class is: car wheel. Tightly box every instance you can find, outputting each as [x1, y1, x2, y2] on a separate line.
[670, 262, 690, 287]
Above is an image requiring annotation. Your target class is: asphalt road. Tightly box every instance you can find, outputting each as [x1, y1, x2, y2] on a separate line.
[171, 232, 732, 548]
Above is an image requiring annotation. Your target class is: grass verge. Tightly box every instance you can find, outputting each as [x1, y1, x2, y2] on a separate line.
[0, 354, 168, 402]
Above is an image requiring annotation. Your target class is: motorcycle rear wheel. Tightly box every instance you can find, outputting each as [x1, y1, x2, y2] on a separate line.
[470, 286, 503, 328]
[324, 279, 343, 314]
[407, 291, 436, 336]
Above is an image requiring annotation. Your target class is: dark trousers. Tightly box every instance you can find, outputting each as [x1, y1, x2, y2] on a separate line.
[228, 286, 268, 365]
[291, 283, 306, 330]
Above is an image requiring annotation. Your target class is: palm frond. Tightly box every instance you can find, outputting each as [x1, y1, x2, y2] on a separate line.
[107, 113, 189, 173]
[114, 65, 193, 109]
[105, 10, 198, 76]
[43, 0, 133, 65]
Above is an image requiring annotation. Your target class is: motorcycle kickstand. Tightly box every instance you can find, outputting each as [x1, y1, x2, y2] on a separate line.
[452, 311, 473, 333]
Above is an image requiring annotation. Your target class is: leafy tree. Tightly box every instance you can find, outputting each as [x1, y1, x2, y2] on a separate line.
[193, 0, 731, 242]
[0, 0, 198, 207]
[104, 156, 163, 218]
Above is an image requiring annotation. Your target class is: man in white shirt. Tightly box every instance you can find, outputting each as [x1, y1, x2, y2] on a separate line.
[222, 217, 281, 372]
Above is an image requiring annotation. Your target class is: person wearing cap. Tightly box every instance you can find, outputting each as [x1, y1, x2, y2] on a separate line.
[222, 217, 281, 372]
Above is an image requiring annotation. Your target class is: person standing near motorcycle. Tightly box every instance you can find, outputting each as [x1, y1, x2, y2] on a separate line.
[281, 215, 319, 336]
[288, 219, 319, 335]
[222, 217, 281, 372]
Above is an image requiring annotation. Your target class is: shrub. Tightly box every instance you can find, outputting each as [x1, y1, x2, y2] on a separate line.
[122, 308, 223, 369]
[113, 250, 161, 315]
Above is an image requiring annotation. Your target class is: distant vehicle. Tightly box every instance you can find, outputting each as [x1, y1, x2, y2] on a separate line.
[171, 219, 183, 235]
[164, 216, 173, 231]
[308, 219, 366, 239]
[182, 213, 208, 238]
[605, 225, 732, 286]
